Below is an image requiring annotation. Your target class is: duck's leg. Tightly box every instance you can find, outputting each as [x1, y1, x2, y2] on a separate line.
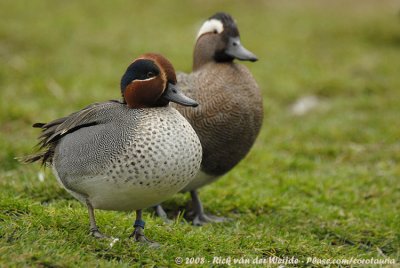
[129, 210, 159, 246]
[190, 190, 228, 226]
[153, 204, 172, 222]
[86, 200, 107, 238]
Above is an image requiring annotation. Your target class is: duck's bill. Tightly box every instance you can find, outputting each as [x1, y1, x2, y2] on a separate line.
[225, 37, 258, 62]
[162, 83, 198, 107]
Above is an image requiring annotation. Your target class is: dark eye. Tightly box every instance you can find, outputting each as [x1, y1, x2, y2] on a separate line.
[213, 29, 218, 34]
[147, 71, 155, 78]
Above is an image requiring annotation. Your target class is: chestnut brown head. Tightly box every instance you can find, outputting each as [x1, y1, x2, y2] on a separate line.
[120, 53, 198, 108]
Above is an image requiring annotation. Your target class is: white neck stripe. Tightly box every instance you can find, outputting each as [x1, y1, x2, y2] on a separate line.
[132, 76, 157, 83]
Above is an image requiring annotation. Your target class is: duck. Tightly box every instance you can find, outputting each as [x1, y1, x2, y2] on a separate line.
[155, 13, 263, 226]
[24, 53, 202, 242]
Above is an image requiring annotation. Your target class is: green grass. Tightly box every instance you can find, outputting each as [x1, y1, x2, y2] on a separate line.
[1, 0, 400, 267]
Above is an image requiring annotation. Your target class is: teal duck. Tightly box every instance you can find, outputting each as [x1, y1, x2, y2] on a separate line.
[25, 53, 202, 241]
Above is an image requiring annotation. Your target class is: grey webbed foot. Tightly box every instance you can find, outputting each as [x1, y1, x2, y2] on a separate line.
[154, 204, 173, 223]
[130, 210, 160, 247]
[192, 211, 229, 226]
[190, 190, 229, 226]
[90, 227, 109, 239]
[87, 200, 110, 238]
[129, 226, 160, 248]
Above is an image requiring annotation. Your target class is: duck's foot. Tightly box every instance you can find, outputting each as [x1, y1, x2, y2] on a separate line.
[129, 216, 160, 247]
[87, 201, 110, 239]
[129, 226, 160, 248]
[191, 211, 229, 226]
[189, 190, 229, 226]
[90, 227, 109, 239]
[154, 204, 173, 223]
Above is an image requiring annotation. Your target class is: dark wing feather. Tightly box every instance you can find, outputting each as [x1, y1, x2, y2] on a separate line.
[23, 100, 123, 166]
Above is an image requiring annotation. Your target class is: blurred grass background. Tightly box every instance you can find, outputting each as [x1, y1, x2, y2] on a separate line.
[1, 0, 399, 267]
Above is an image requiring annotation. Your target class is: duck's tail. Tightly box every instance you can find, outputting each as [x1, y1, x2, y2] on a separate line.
[16, 153, 46, 164]
[17, 122, 52, 166]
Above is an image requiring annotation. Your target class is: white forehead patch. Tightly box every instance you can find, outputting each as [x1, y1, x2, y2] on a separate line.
[196, 19, 224, 39]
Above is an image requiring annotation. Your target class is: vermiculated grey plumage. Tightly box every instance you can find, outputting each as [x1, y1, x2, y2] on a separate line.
[24, 101, 121, 165]
[25, 100, 202, 211]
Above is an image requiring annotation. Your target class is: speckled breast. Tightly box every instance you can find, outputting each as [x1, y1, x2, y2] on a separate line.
[53, 107, 202, 211]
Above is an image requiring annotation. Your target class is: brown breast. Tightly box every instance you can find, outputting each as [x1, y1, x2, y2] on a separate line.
[173, 62, 263, 176]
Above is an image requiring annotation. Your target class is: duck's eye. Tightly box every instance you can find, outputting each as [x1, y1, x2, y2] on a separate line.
[213, 29, 218, 34]
[147, 71, 155, 78]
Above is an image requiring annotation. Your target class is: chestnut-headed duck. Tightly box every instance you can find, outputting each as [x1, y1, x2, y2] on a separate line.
[25, 53, 202, 242]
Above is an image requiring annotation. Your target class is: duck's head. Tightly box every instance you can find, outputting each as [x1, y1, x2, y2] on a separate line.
[121, 53, 198, 109]
[193, 12, 258, 70]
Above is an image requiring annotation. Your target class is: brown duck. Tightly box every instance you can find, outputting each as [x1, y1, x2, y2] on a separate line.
[155, 13, 263, 225]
